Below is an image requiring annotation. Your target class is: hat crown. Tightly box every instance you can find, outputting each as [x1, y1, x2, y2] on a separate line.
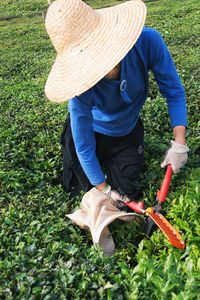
[45, 0, 98, 54]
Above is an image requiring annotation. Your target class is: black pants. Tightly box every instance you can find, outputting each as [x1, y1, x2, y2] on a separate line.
[60, 115, 144, 200]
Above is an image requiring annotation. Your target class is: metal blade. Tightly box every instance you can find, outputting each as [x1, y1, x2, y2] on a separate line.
[143, 202, 163, 235]
[142, 217, 156, 235]
[147, 211, 185, 249]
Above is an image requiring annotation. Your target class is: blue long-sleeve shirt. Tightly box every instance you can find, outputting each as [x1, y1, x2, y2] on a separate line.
[69, 27, 187, 186]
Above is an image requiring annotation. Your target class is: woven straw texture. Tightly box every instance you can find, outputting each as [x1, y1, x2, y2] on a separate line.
[45, 0, 146, 102]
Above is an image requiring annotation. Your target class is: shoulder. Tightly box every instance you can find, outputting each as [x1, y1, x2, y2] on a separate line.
[127, 28, 165, 64]
[137, 27, 163, 44]
[69, 90, 93, 118]
[134, 27, 166, 58]
[70, 89, 93, 107]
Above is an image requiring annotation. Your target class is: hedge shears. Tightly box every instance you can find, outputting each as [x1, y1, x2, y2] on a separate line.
[124, 165, 185, 249]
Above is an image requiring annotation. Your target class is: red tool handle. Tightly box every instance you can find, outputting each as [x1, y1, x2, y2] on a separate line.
[157, 164, 173, 203]
[124, 201, 144, 213]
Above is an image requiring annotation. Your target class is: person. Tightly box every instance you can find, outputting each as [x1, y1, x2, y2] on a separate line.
[44, 0, 189, 202]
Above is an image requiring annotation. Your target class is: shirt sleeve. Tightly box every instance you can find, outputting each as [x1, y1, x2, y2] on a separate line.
[148, 29, 187, 128]
[69, 96, 105, 186]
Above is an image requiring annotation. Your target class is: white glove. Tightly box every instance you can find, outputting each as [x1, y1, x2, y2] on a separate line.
[102, 185, 131, 208]
[161, 140, 189, 173]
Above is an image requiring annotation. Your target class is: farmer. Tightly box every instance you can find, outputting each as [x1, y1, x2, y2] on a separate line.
[44, 0, 189, 202]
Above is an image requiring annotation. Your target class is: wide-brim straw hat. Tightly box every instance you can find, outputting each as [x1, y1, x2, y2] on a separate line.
[45, 0, 146, 102]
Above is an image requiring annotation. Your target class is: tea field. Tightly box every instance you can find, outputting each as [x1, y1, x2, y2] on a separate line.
[0, 0, 200, 299]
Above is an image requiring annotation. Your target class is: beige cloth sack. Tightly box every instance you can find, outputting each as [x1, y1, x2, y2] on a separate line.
[66, 187, 142, 255]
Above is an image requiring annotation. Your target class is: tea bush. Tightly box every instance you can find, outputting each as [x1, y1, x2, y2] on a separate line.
[0, 0, 199, 299]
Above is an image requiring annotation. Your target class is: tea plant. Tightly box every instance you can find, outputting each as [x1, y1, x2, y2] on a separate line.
[0, 0, 199, 299]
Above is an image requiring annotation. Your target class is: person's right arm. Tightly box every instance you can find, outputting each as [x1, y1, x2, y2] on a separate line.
[69, 96, 105, 187]
[69, 97, 132, 202]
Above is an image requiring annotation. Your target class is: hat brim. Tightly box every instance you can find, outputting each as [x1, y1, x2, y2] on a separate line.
[45, 0, 146, 102]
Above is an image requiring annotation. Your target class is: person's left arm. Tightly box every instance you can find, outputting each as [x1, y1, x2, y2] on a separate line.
[148, 29, 189, 173]
[173, 125, 186, 145]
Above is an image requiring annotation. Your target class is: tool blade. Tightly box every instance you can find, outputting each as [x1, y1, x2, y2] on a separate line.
[147, 211, 185, 249]
[143, 217, 157, 235]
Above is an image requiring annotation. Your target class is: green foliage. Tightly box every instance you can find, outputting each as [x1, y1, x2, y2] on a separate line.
[0, 0, 49, 20]
[0, 0, 199, 299]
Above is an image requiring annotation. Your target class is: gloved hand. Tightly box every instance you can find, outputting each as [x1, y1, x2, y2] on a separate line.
[161, 140, 189, 173]
[102, 184, 131, 208]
